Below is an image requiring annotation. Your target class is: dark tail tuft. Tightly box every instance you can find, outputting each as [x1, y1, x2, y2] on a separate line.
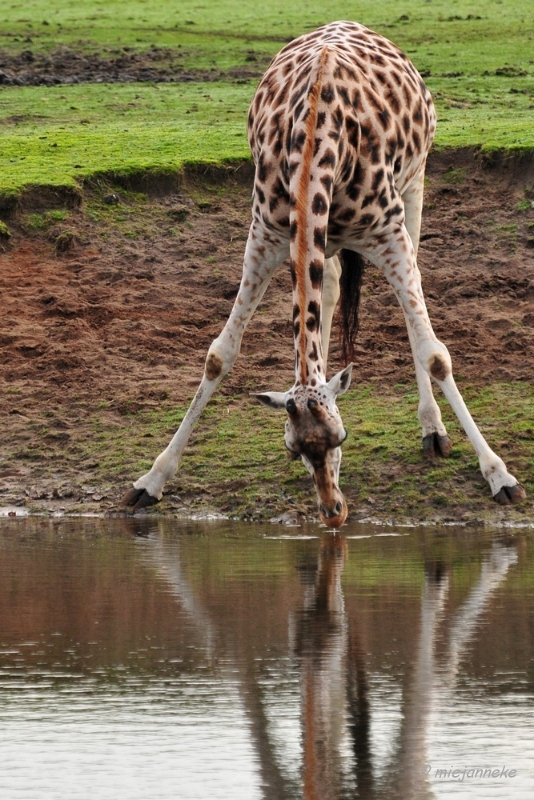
[338, 249, 365, 364]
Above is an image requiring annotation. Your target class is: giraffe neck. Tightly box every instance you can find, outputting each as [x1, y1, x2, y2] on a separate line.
[290, 46, 329, 388]
[292, 285, 325, 387]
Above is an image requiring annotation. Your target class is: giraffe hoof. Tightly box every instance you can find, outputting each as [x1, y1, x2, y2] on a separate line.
[121, 486, 160, 511]
[423, 433, 452, 459]
[493, 483, 527, 506]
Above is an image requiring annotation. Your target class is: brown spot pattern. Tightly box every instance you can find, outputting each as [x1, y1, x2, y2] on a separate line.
[429, 355, 450, 382]
[205, 353, 223, 381]
[247, 20, 436, 389]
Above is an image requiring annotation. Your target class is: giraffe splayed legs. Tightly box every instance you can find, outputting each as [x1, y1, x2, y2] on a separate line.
[123, 21, 525, 523]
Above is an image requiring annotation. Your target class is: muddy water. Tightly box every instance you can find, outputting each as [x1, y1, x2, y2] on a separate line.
[0, 517, 532, 799]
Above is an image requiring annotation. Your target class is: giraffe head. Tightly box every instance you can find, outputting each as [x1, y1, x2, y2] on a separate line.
[254, 365, 352, 528]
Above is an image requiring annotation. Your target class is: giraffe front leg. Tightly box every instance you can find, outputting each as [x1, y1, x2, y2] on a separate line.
[373, 226, 525, 506]
[409, 306, 524, 504]
[431, 370, 526, 505]
[122, 224, 288, 511]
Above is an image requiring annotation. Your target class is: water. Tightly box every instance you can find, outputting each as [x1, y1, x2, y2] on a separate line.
[0, 517, 532, 799]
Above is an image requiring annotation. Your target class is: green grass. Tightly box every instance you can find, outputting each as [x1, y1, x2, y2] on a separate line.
[71, 381, 534, 523]
[1, 0, 533, 198]
[0, 82, 250, 193]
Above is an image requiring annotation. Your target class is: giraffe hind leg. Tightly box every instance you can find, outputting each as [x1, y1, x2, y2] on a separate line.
[321, 255, 342, 372]
[401, 167, 452, 458]
[407, 322, 452, 460]
[368, 225, 525, 505]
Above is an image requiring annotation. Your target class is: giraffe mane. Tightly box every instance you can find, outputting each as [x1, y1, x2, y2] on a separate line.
[294, 45, 329, 384]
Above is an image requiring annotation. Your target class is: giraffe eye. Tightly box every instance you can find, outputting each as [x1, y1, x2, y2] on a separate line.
[286, 398, 296, 414]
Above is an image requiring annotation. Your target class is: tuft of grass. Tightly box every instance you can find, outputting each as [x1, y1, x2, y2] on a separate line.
[443, 167, 467, 184]
[25, 209, 68, 229]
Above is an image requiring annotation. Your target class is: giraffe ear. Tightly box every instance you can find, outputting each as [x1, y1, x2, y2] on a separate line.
[251, 391, 288, 410]
[327, 364, 353, 397]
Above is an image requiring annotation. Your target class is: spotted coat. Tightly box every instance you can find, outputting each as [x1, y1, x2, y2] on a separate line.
[248, 21, 435, 385]
[124, 21, 525, 525]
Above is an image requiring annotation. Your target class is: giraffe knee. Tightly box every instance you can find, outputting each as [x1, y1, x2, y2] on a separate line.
[429, 354, 450, 382]
[205, 353, 223, 381]
[204, 338, 239, 382]
[419, 343, 452, 382]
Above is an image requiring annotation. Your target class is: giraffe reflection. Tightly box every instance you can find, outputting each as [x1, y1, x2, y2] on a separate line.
[291, 534, 369, 799]
[141, 524, 518, 800]
[292, 535, 518, 800]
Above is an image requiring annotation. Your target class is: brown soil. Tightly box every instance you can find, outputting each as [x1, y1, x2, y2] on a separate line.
[0, 46, 262, 87]
[1, 149, 533, 517]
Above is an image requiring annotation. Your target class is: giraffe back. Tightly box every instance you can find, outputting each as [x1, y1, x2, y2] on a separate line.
[248, 20, 436, 250]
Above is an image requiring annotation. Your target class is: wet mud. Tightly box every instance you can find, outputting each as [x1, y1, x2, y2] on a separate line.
[0, 45, 262, 87]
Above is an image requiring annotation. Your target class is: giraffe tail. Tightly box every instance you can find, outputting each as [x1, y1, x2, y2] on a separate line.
[338, 249, 365, 364]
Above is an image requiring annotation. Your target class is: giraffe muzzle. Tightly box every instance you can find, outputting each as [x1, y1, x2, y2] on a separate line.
[318, 497, 348, 529]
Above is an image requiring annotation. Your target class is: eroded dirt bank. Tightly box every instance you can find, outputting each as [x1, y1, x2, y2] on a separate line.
[1, 149, 533, 522]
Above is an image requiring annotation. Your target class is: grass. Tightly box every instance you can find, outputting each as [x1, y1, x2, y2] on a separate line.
[1, 0, 534, 198]
[0, 82, 250, 194]
[62, 380, 534, 523]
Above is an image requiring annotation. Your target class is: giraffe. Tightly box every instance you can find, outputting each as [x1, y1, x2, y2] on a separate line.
[122, 21, 526, 526]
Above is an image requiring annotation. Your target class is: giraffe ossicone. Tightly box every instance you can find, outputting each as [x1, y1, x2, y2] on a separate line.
[122, 21, 526, 523]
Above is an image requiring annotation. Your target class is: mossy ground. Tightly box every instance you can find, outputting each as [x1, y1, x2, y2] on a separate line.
[27, 381, 531, 524]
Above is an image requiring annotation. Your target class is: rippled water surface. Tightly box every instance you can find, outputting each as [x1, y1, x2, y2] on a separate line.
[0, 517, 532, 799]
